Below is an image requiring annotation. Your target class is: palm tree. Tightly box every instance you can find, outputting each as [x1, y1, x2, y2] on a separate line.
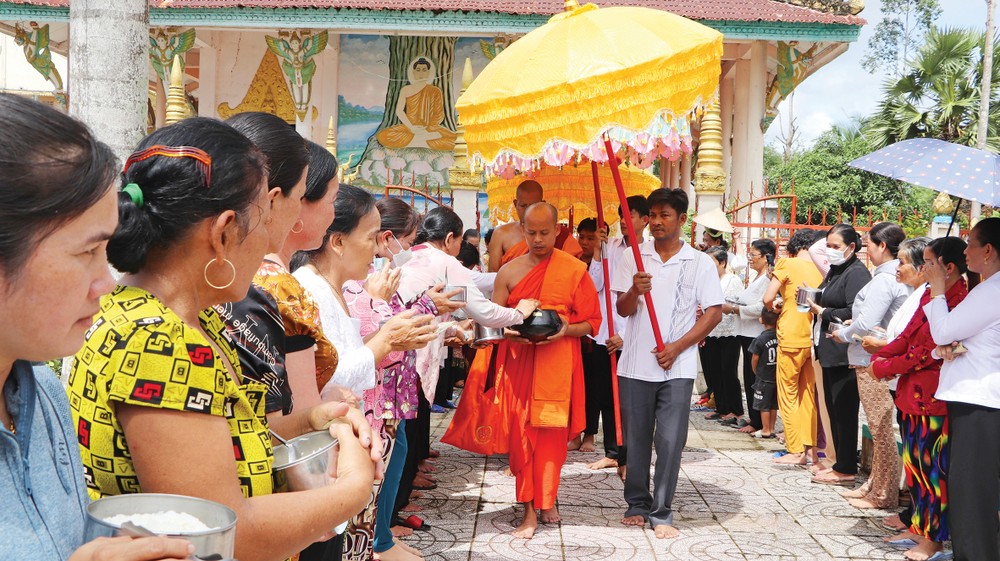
[865, 27, 1000, 152]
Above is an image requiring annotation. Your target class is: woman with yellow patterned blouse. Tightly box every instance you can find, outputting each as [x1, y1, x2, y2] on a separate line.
[68, 118, 382, 561]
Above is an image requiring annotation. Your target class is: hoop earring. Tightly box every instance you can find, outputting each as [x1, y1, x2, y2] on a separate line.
[204, 257, 236, 290]
[290, 220, 304, 234]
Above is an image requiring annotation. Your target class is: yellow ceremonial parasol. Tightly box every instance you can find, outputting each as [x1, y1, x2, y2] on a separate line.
[457, 0, 722, 446]
[486, 162, 659, 225]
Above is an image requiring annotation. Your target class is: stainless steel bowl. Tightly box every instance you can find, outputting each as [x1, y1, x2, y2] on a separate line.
[85, 493, 237, 560]
[271, 430, 347, 534]
[443, 285, 468, 302]
[474, 323, 505, 345]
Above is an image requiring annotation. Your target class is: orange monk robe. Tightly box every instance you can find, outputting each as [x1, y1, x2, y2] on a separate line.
[375, 85, 457, 151]
[443, 249, 601, 510]
[500, 227, 583, 267]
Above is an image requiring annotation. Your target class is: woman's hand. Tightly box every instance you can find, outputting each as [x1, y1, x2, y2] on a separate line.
[328, 420, 377, 487]
[515, 298, 540, 319]
[806, 298, 824, 316]
[365, 261, 401, 302]
[861, 336, 887, 354]
[427, 283, 465, 314]
[319, 384, 360, 408]
[68, 536, 195, 561]
[309, 402, 384, 480]
[380, 310, 436, 351]
[924, 256, 949, 297]
[831, 329, 847, 344]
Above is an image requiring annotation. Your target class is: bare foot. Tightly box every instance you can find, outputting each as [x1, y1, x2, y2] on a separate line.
[847, 497, 884, 509]
[884, 530, 923, 543]
[512, 504, 538, 539]
[395, 541, 423, 558]
[772, 452, 807, 465]
[418, 460, 436, 473]
[882, 514, 909, 531]
[621, 514, 646, 526]
[567, 434, 583, 451]
[587, 457, 619, 470]
[401, 502, 423, 513]
[373, 544, 421, 561]
[540, 506, 561, 524]
[617, 465, 627, 481]
[409, 490, 423, 500]
[580, 434, 596, 453]
[840, 487, 867, 499]
[737, 424, 757, 434]
[390, 525, 414, 538]
[653, 524, 680, 539]
[501, 466, 513, 477]
[413, 474, 436, 486]
[904, 539, 943, 561]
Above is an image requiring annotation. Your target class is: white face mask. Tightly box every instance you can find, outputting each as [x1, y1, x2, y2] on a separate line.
[826, 247, 848, 266]
[386, 233, 412, 268]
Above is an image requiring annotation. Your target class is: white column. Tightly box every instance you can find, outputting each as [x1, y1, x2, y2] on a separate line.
[198, 33, 217, 119]
[314, 33, 340, 146]
[745, 40, 768, 223]
[69, 0, 150, 161]
[730, 58, 750, 214]
[720, 74, 735, 196]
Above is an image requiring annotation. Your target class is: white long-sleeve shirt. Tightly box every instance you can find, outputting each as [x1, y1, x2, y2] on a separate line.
[925, 273, 1000, 409]
[736, 272, 770, 338]
[836, 259, 910, 367]
[588, 237, 636, 345]
[293, 267, 376, 397]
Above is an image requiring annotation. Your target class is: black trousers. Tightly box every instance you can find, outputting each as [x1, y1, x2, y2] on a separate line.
[582, 340, 620, 460]
[738, 336, 762, 429]
[394, 394, 430, 519]
[704, 336, 744, 416]
[822, 364, 859, 475]
[698, 344, 714, 397]
[434, 348, 455, 406]
[947, 401, 1000, 561]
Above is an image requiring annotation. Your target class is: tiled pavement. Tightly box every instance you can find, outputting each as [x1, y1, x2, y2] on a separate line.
[403, 398, 907, 561]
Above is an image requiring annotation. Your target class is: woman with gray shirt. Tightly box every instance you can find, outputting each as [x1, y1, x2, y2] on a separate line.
[831, 222, 909, 509]
[722, 239, 776, 433]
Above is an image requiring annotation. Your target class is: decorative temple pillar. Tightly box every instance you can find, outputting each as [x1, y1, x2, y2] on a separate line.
[69, 0, 149, 162]
[745, 41, 768, 220]
[719, 74, 735, 195]
[165, 55, 189, 125]
[448, 58, 483, 234]
[198, 35, 218, 120]
[694, 100, 726, 241]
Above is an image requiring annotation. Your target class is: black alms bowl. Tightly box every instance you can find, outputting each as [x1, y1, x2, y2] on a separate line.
[512, 309, 562, 342]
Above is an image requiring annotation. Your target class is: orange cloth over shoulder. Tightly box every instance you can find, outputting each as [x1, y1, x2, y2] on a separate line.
[442, 249, 601, 455]
[500, 226, 583, 267]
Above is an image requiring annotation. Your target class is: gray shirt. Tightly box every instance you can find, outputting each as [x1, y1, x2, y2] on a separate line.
[836, 259, 911, 366]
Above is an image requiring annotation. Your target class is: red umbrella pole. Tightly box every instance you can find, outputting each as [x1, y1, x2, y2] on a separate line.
[603, 137, 664, 351]
[591, 161, 623, 446]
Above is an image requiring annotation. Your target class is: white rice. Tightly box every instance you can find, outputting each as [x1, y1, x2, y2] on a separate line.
[104, 510, 215, 533]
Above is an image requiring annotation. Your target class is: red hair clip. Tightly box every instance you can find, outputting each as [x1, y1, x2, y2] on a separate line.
[123, 145, 213, 188]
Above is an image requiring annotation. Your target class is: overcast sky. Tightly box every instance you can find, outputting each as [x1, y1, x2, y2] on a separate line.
[765, 0, 988, 148]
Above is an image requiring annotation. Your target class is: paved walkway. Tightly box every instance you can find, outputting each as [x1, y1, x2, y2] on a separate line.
[405, 397, 906, 561]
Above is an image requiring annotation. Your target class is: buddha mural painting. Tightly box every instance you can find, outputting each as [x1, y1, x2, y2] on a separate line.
[375, 57, 457, 151]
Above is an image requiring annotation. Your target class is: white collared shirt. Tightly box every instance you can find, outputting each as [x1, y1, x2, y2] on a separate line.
[611, 241, 724, 381]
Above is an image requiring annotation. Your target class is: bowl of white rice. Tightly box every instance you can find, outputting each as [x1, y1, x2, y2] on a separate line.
[85, 493, 237, 559]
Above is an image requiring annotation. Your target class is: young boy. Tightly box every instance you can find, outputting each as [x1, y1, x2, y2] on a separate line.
[749, 308, 780, 438]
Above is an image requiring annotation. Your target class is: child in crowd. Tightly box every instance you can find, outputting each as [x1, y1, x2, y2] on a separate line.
[750, 309, 780, 438]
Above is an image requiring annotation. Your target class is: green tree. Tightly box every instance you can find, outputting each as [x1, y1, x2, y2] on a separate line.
[865, 27, 1000, 151]
[765, 122, 934, 235]
[862, 0, 941, 75]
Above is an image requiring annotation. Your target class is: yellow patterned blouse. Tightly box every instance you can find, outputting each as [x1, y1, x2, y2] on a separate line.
[68, 285, 274, 500]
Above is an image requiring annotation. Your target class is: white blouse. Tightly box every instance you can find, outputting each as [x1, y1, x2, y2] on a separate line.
[709, 273, 743, 338]
[925, 273, 1000, 409]
[293, 267, 376, 398]
[736, 272, 770, 338]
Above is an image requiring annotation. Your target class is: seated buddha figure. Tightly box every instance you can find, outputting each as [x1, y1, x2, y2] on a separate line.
[376, 57, 457, 151]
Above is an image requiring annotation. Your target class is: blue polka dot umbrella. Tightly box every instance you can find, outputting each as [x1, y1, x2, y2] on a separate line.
[849, 138, 998, 233]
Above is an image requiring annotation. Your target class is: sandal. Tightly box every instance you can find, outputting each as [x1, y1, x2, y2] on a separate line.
[394, 515, 431, 532]
[704, 412, 722, 420]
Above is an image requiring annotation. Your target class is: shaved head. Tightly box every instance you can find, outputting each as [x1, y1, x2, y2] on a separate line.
[514, 180, 544, 221]
[523, 202, 559, 227]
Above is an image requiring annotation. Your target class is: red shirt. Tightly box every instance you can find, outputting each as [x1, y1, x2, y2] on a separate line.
[871, 279, 968, 416]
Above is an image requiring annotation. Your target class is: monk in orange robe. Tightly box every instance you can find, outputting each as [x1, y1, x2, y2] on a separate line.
[488, 179, 583, 271]
[444, 202, 601, 538]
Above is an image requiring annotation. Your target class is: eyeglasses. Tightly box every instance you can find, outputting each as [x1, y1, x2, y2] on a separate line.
[748, 252, 763, 259]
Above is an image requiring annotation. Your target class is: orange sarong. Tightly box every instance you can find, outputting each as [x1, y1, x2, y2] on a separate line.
[443, 249, 601, 509]
[500, 227, 583, 267]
